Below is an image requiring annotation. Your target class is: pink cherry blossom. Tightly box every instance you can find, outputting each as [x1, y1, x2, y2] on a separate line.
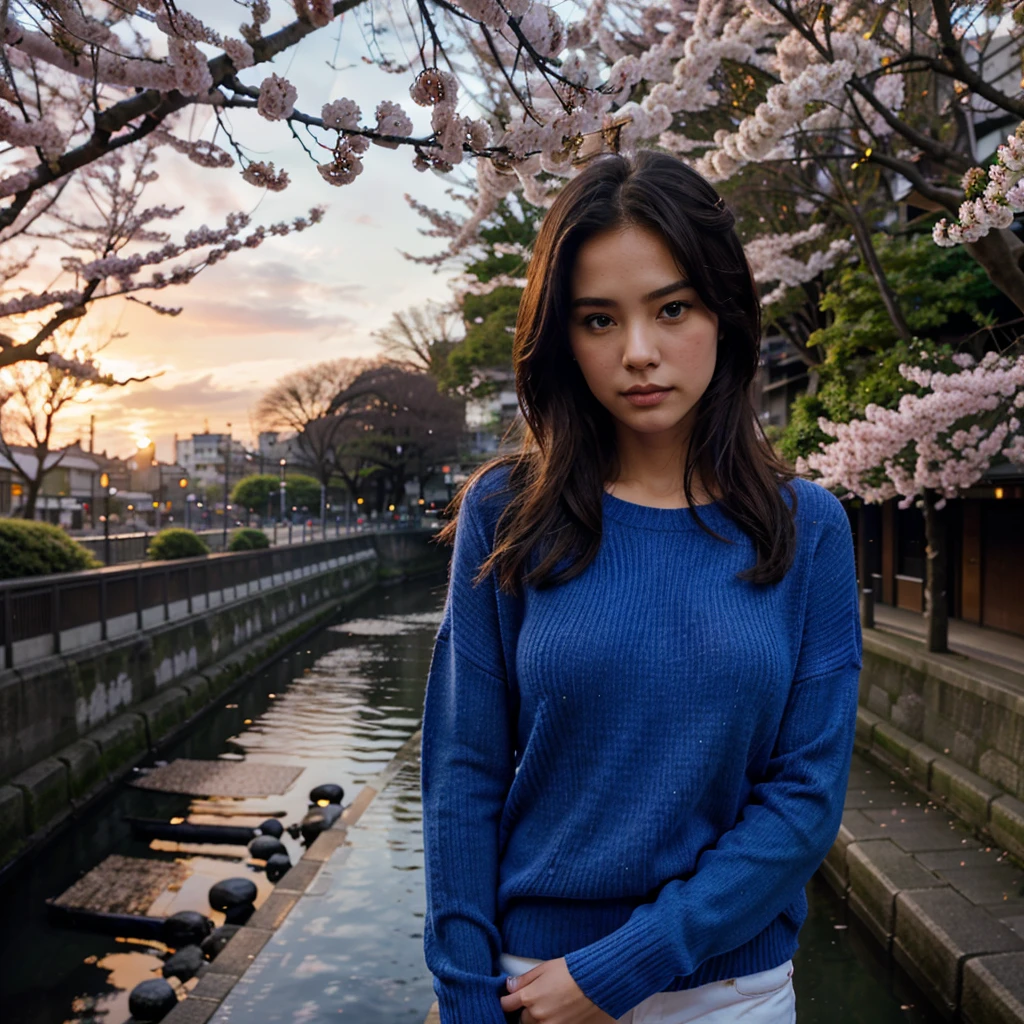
[257, 74, 298, 122]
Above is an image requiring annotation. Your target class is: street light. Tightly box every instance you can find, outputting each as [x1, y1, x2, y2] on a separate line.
[100, 473, 113, 564]
[178, 477, 188, 528]
[279, 458, 286, 524]
[222, 423, 232, 549]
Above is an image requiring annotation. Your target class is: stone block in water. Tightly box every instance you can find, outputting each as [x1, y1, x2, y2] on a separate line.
[309, 783, 345, 805]
[201, 924, 241, 961]
[162, 944, 204, 981]
[248, 835, 287, 860]
[161, 910, 213, 949]
[208, 877, 257, 911]
[128, 978, 178, 1021]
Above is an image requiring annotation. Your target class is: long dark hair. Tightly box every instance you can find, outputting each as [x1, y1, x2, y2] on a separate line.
[439, 150, 796, 595]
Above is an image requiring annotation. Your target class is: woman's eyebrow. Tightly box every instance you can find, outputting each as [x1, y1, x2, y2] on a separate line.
[571, 278, 692, 309]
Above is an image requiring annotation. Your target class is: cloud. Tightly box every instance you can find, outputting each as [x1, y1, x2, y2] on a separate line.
[151, 256, 366, 337]
[114, 373, 262, 412]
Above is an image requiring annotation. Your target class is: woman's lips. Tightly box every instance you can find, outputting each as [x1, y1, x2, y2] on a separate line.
[622, 388, 672, 407]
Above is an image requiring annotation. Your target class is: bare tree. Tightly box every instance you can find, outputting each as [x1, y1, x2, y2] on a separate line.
[332, 362, 464, 510]
[0, 342, 128, 517]
[253, 356, 382, 493]
[370, 301, 463, 381]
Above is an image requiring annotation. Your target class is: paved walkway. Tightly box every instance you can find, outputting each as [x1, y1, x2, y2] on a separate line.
[832, 752, 1024, 1017]
[873, 604, 1024, 676]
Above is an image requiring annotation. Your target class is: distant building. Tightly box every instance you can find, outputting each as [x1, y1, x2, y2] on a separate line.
[175, 433, 250, 496]
[0, 443, 103, 527]
[464, 369, 521, 455]
[754, 332, 811, 432]
[256, 431, 301, 470]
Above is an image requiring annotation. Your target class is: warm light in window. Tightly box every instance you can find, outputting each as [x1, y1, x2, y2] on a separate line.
[995, 487, 1004, 499]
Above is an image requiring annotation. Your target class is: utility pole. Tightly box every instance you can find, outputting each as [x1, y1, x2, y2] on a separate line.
[88, 414, 95, 453]
[222, 424, 231, 549]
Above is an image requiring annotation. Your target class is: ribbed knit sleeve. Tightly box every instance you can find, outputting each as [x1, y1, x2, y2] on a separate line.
[563, 490, 863, 1019]
[421, 479, 515, 1024]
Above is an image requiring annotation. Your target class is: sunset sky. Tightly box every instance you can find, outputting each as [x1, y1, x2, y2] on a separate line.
[50, 4, 478, 463]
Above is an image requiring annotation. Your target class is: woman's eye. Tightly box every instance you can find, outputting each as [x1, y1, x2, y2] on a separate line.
[661, 301, 688, 319]
[585, 314, 614, 329]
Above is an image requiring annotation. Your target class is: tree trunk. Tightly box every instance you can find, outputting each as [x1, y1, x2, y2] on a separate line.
[847, 204, 913, 341]
[21, 476, 42, 520]
[964, 227, 1024, 316]
[922, 490, 949, 654]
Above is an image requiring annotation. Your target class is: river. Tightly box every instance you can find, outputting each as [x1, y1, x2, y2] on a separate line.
[0, 571, 940, 1023]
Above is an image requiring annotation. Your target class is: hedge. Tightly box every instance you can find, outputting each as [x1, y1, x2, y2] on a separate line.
[0, 519, 101, 579]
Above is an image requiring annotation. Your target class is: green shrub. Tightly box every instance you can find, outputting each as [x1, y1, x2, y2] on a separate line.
[0, 519, 101, 579]
[148, 528, 210, 561]
[228, 528, 270, 552]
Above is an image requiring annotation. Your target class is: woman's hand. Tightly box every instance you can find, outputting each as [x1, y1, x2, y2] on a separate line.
[499, 957, 617, 1024]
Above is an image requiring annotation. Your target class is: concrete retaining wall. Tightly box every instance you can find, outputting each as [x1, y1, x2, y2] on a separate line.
[860, 630, 1024, 802]
[0, 528, 448, 870]
[829, 629, 1024, 1021]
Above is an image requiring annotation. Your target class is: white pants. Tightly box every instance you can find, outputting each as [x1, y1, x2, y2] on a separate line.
[499, 954, 796, 1023]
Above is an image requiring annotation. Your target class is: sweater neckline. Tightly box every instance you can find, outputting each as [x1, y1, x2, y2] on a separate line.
[600, 488, 727, 532]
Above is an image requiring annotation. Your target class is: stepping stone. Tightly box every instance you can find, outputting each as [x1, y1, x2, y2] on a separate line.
[131, 759, 302, 797]
[52, 855, 189, 916]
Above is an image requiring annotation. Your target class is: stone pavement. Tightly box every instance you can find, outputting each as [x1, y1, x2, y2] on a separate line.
[874, 604, 1024, 677]
[827, 751, 1024, 1020]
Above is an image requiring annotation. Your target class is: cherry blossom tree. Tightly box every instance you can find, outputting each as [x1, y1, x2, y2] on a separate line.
[410, 1, 1024, 325]
[0, 132, 322, 377]
[797, 349, 1024, 652]
[4, 1, 1024, 386]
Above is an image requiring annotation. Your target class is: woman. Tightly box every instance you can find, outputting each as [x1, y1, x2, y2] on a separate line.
[420, 150, 861, 1024]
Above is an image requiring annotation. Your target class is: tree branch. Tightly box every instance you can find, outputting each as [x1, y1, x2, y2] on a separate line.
[930, 0, 1024, 119]
[0, 0, 372, 230]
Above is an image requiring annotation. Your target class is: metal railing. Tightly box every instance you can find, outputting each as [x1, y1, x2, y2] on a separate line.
[0, 533, 387, 672]
[71, 517, 439, 567]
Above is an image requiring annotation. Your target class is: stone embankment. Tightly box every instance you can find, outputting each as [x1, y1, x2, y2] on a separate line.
[831, 628, 1024, 1023]
[0, 528, 447, 871]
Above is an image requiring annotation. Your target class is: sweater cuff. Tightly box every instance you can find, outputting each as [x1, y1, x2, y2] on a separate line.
[564, 910, 678, 1020]
[435, 976, 510, 1024]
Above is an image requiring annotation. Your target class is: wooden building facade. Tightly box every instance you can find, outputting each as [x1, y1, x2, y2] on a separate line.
[851, 474, 1024, 639]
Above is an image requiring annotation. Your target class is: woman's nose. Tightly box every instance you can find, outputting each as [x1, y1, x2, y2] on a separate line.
[622, 322, 659, 369]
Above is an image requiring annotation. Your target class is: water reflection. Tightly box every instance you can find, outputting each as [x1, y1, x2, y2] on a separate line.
[0, 576, 446, 1024]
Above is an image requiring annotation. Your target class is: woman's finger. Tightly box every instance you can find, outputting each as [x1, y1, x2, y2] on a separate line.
[499, 989, 523, 1013]
[509, 963, 546, 989]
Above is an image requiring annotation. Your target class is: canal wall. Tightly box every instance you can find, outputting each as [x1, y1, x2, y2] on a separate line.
[827, 628, 1024, 1021]
[856, 629, 1024, 857]
[0, 529, 448, 870]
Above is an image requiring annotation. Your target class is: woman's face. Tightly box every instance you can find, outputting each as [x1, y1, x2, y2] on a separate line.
[568, 223, 719, 447]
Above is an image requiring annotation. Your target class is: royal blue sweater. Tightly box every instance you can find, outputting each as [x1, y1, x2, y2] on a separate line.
[420, 465, 861, 1022]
